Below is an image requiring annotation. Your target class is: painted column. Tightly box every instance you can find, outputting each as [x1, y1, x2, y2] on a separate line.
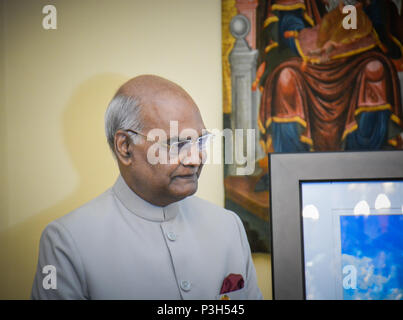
[228, 14, 264, 175]
[235, 0, 258, 49]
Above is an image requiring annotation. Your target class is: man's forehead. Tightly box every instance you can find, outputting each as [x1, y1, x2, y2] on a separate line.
[143, 107, 205, 135]
[141, 92, 202, 129]
[116, 74, 205, 133]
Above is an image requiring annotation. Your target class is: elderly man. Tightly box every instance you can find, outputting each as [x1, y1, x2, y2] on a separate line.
[31, 75, 262, 300]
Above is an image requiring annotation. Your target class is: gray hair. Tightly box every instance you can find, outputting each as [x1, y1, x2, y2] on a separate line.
[104, 94, 144, 154]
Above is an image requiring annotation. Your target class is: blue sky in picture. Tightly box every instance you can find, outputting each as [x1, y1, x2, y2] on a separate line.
[340, 215, 403, 300]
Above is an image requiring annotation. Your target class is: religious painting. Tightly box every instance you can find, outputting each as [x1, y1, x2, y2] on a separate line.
[222, 0, 403, 253]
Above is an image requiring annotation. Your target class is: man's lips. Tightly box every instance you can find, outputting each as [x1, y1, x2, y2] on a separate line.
[172, 173, 198, 180]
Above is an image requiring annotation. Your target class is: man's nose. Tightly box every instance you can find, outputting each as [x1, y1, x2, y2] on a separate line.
[180, 143, 203, 166]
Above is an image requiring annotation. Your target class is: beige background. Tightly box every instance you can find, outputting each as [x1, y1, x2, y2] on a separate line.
[0, 0, 271, 299]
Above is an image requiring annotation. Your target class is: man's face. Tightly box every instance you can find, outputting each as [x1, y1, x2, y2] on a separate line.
[125, 89, 206, 206]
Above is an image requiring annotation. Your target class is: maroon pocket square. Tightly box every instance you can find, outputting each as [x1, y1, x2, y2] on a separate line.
[220, 273, 244, 294]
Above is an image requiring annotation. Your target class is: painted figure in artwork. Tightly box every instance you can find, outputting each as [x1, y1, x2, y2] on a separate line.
[254, 0, 403, 156]
[310, 1, 373, 62]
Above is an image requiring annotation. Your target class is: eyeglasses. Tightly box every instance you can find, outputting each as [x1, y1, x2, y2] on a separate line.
[125, 129, 213, 156]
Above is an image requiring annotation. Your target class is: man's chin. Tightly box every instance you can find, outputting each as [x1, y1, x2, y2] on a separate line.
[169, 180, 198, 200]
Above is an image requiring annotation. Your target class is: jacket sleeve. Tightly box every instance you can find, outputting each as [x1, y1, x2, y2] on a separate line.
[31, 220, 88, 300]
[230, 211, 264, 300]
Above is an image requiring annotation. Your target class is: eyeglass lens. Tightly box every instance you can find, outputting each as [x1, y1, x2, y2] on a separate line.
[169, 134, 212, 154]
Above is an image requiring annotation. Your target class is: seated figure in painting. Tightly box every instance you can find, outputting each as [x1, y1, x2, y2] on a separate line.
[308, 1, 373, 62]
[254, 0, 403, 158]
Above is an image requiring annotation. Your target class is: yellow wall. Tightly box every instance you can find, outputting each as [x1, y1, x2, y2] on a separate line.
[0, 0, 224, 299]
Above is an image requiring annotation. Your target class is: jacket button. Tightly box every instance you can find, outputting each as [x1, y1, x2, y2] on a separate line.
[180, 280, 191, 292]
[166, 231, 177, 241]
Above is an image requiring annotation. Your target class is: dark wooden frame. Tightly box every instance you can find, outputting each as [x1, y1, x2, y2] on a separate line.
[269, 150, 403, 299]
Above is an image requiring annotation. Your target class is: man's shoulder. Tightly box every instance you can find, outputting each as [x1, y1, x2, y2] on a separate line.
[49, 187, 116, 232]
[181, 196, 242, 225]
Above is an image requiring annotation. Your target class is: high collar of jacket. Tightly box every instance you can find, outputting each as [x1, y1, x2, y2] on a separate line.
[112, 175, 181, 222]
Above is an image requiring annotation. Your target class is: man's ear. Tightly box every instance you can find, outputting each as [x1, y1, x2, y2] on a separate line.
[115, 130, 133, 165]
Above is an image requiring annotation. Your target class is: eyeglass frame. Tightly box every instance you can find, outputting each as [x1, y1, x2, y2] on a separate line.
[124, 129, 213, 156]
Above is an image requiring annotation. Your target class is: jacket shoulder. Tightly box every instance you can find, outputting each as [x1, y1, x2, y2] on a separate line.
[50, 188, 116, 232]
[181, 196, 242, 226]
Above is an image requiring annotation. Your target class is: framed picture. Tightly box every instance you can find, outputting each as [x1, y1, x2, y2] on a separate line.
[269, 150, 403, 299]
